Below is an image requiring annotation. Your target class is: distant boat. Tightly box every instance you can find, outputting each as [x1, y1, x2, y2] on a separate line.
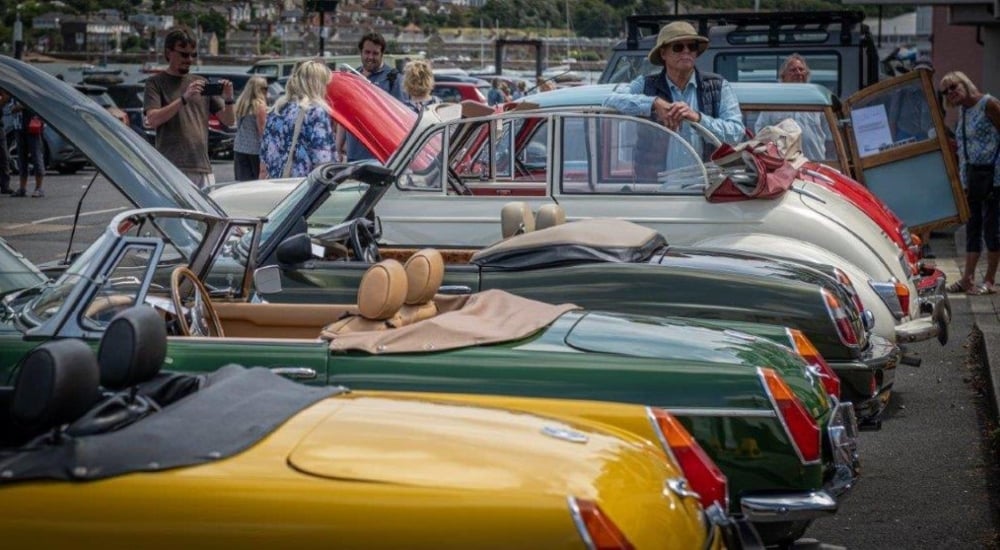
[141, 62, 166, 74]
[68, 63, 95, 72]
[82, 67, 124, 77]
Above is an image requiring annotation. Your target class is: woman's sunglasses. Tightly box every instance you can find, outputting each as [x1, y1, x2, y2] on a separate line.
[940, 83, 959, 94]
[670, 42, 701, 54]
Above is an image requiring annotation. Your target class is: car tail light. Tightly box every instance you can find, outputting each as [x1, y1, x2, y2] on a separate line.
[648, 408, 728, 510]
[568, 498, 636, 550]
[759, 368, 821, 464]
[788, 328, 841, 398]
[831, 268, 865, 316]
[822, 288, 860, 348]
[894, 279, 911, 317]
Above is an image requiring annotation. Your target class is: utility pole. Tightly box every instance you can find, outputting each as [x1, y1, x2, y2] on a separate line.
[306, 0, 339, 57]
[14, 7, 24, 60]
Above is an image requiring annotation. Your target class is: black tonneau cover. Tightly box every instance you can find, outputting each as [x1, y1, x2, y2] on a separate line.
[470, 219, 667, 270]
[0, 366, 341, 483]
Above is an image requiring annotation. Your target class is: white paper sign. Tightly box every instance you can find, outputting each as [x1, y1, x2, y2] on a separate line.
[851, 105, 894, 158]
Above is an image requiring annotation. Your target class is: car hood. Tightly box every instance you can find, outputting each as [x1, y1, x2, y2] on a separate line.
[289, 395, 641, 492]
[326, 72, 417, 164]
[0, 57, 223, 216]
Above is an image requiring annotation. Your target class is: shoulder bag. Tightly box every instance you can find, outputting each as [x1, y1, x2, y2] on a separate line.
[963, 109, 1000, 202]
[280, 105, 308, 178]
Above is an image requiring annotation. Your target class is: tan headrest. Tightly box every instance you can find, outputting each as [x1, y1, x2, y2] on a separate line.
[404, 248, 445, 305]
[501, 201, 535, 238]
[535, 204, 566, 230]
[358, 260, 408, 320]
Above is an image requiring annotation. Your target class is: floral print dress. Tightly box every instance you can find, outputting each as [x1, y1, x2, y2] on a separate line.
[261, 102, 335, 178]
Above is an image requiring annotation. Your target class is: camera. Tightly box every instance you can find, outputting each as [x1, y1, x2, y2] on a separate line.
[203, 81, 224, 96]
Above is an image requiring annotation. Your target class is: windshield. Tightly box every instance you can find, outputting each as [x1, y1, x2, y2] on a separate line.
[258, 178, 370, 248]
[25, 236, 106, 324]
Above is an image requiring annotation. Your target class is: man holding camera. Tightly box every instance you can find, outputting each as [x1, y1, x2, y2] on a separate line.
[144, 26, 234, 188]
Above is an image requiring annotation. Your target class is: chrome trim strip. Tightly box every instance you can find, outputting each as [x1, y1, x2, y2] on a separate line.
[268, 367, 318, 380]
[566, 497, 596, 550]
[740, 491, 838, 522]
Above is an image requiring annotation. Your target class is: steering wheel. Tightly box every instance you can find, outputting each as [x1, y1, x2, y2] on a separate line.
[170, 266, 224, 337]
[349, 219, 381, 263]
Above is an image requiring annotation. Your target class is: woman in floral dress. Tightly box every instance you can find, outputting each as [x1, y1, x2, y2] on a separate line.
[261, 60, 334, 178]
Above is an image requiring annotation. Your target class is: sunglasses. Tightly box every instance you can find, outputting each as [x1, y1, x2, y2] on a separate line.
[941, 83, 959, 94]
[670, 42, 701, 54]
[173, 49, 197, 60]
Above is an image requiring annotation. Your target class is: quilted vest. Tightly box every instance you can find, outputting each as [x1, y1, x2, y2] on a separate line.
[643, 69, 723, 159]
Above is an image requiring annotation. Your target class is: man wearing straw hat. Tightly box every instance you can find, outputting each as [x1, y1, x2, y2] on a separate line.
[604, 21, 744, 162]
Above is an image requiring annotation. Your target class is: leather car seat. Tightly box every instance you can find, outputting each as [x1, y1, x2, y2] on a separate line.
[501, 201, 535, 238]
[323, 259, 408, 335]
[98, 306, 167, 392]
[399, 248, 445, 325]
[535, 204, 566, 230]
[10, 339, 101, 442]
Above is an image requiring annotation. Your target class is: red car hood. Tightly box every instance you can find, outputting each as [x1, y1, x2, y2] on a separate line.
[326, 72, 416, 164]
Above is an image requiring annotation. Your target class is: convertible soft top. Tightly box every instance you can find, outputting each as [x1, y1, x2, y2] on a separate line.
[0, 366, 341, 483]
[471, 219, 667, 270]
[323, 290, 578, 354]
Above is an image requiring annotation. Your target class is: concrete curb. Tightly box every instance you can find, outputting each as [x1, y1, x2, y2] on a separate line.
[948, 229, 1000, 420]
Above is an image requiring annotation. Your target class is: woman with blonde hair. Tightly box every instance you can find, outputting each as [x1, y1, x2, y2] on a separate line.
[402, 59, 440, 114]
[260, 60, 335, 178]
[940, 70, 1000, 294]
[232, 76, 269, 181]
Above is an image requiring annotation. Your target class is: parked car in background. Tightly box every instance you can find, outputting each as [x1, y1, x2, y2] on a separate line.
[2, 101, 87, 176]
[73, 83, 129, 126]
[432, 81, 488, 104]
[105, 82, 146, 135]
[599, 10, 879, 97]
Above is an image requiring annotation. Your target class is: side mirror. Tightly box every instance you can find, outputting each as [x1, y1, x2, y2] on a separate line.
[276, 233, 313, 266]
[253, 265, 283, 294]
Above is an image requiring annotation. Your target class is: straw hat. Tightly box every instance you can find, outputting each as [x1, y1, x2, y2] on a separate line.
[647, 21, 709, 65]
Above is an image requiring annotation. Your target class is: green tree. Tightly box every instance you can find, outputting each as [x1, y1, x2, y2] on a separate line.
[573, 0, 620, 38]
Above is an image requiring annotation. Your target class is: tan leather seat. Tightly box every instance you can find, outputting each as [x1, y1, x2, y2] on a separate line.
[398, 248, 445, 325]
[322, 259, 408, 335]
[535, 204, 566, 230]
[500, 201, 535, 238]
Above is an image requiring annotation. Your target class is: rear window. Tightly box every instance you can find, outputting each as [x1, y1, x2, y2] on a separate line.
[714, 52, 841, 95]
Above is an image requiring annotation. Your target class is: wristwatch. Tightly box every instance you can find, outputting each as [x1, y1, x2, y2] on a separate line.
[180, 96, 188, 106]
[224, 99, 235, 105]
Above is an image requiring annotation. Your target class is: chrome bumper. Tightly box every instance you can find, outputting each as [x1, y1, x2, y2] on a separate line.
[896, 269, 951, 346]
[740, 400, 859, 523]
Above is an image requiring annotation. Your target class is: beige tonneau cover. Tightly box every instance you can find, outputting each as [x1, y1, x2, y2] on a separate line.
[323, 289, 579, 354]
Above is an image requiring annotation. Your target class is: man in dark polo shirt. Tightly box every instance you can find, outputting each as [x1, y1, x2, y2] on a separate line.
[144, 27, 235, 188]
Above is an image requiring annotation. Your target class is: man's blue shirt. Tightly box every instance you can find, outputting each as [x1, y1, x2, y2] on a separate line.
[603, 72, 745, 162]
[346, 63, 406, 162]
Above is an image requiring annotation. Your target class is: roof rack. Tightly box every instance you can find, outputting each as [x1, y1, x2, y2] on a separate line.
[625, 10, 866, 49]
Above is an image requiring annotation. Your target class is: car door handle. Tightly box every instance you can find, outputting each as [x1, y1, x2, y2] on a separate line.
[496, 189, 511, 196]
[269, 367, 318, 380]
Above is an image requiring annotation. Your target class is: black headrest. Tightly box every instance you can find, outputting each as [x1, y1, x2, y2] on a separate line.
[11, 339, 101, 433]
[98, 306, 167, 390]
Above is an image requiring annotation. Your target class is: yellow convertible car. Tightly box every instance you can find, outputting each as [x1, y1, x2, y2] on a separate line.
[0, 307, 758, 549]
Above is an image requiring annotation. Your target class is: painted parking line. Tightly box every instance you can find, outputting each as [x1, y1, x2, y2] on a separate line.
[9, 206, 128, 228]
